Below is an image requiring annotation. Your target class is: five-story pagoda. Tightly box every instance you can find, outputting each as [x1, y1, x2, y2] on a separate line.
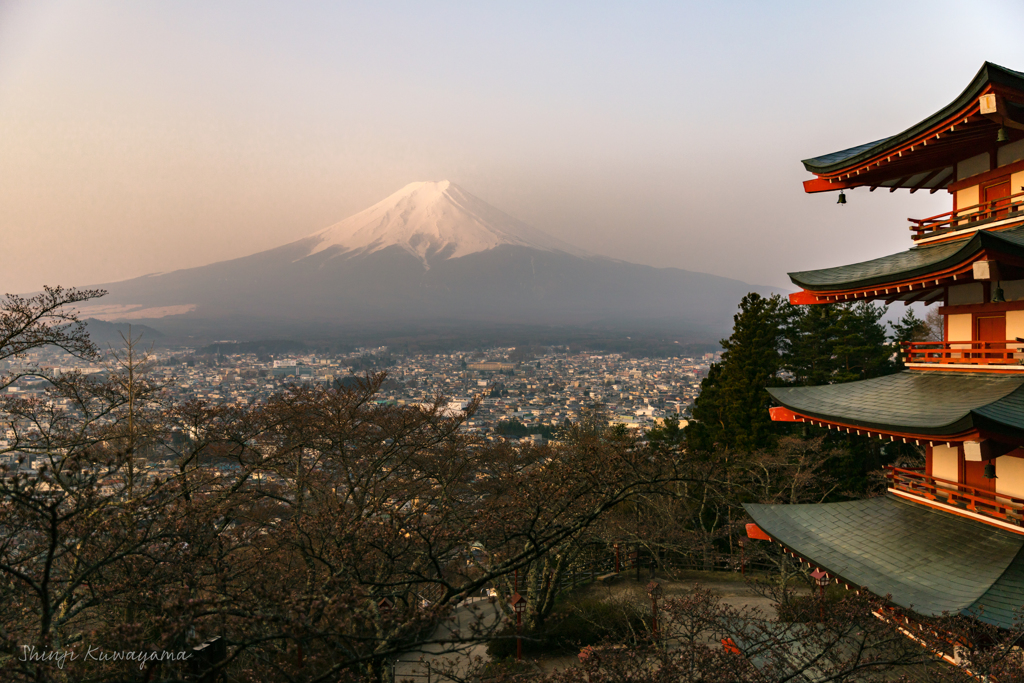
[746, 63, 1024, 631]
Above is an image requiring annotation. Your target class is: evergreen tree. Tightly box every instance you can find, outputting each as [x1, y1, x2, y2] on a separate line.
[786, 301, 894, 385]
[889, 308, 929, 343]
[785, 302, 919, 491]
[832, 302, 892, 380]
[889, 308, 930, 371]
[686, 293, 788, 452]
[648, 413, 684, 450]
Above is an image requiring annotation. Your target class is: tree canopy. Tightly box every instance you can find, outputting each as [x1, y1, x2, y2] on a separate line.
[686, 296, 921, 454]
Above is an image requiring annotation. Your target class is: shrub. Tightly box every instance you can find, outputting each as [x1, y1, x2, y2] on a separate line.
[776, 589, 845, 623]
[486, 595, 646, 658]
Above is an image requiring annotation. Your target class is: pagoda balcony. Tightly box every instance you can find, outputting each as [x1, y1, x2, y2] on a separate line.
[902, 340, 1024, 372]
[885, 466, 1024, 527]
[910, 191, 1024, 242]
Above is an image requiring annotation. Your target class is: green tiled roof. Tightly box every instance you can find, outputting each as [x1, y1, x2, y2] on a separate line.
[790, 225, 1024, 291]
[802, 62, 1024, 174]
[745, 495, 1024, 628]
[767, 371, 1024, 436]
[802, 138, 892, 171]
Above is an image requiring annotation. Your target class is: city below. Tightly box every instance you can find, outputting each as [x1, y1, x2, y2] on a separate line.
[0, 345, 716, 460]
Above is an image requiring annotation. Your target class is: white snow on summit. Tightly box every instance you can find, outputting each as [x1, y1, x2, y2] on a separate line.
[305, 181, 583, 267]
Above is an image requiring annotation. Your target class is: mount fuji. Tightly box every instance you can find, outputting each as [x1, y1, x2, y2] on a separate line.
[81, 181, 779, 340]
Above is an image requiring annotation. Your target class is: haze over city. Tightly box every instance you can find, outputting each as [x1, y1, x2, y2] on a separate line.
[3, 0, 1023, 297]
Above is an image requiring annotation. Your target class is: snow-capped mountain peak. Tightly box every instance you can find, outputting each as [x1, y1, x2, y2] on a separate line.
[305, 181, 582, 267]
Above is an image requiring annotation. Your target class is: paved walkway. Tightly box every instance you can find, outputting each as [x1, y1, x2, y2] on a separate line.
[393, 596, 502, 682]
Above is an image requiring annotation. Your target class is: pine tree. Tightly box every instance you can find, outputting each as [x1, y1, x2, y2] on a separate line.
[786, 301, 893, 385]
[830, 301, 893, 382]
[889, 307, 928, 343]
[686, 293, 788, 452]
[889, 308, 930, 371]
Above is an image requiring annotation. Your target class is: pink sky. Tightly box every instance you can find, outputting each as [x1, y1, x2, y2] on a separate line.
[1, 0, 1022, 293]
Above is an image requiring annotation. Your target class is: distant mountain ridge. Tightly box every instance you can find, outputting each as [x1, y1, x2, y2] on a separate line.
[80, 181, 783, 341]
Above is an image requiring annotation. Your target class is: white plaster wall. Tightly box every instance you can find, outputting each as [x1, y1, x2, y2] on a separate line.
[1007, 310, 1024, 357]
[1012, 170, 1024, 197]
[957, 185, 980, 218]
[933, 444, 959, 487]
[996, 455, 1024, 499]
[947, 313, 973, 352]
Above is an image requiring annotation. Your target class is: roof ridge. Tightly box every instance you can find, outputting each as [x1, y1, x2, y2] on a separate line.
[802, 62, 1024, 175]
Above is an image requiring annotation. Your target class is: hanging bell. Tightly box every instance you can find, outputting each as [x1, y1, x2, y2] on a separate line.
[837, 191, 847, 205]
[984, 462, 997, 479]
[992, 282, 1006, 303]
[998, 126, 1010, 143]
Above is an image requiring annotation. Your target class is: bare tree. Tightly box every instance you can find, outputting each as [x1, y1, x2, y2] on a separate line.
[0, 286, 105, 386]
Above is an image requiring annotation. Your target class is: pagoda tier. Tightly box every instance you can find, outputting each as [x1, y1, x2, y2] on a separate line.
[767, 371, 1024, 443]
[787, 224, 1024, 306]
[801, 63, 1024, 194]
[769, 372, 1024, 532]
[744, 495, 1024, 629]
[751, 62, 1024, 647]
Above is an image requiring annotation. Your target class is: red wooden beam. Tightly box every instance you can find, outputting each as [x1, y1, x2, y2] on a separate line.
[746, 523, 772, 541]
[803, 177, 857, 194]
[789, 291, 821, 305]
[769, 406, 802, 422]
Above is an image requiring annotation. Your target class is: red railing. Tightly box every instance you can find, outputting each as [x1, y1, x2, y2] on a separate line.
[886, 466, 1024, 525]
[902, 340, 1024, 368]
[909, 191, 1024, 241]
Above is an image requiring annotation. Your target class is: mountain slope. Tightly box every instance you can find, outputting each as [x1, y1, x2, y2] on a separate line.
[81, 181, 782, 339]
[306, 180, 583, 266]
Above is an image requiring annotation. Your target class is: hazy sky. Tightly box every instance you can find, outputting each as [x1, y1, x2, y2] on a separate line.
[3, 0, 1024, 294]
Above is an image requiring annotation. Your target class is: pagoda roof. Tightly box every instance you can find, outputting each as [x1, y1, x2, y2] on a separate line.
[744, 495, 1024, 628]
[789, 224, 1024, 294]
[801, 62, 1024, 193]
[767, 371, 1024, 439]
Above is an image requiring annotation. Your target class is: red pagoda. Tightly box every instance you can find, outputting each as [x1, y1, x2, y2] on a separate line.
[746, 63, 1024, 632]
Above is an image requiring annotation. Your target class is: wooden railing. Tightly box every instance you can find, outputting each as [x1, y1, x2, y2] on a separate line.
[909, 191, 1024, 241]
[902, 340, 1024, 368]
[886, 466, 1024, 525]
